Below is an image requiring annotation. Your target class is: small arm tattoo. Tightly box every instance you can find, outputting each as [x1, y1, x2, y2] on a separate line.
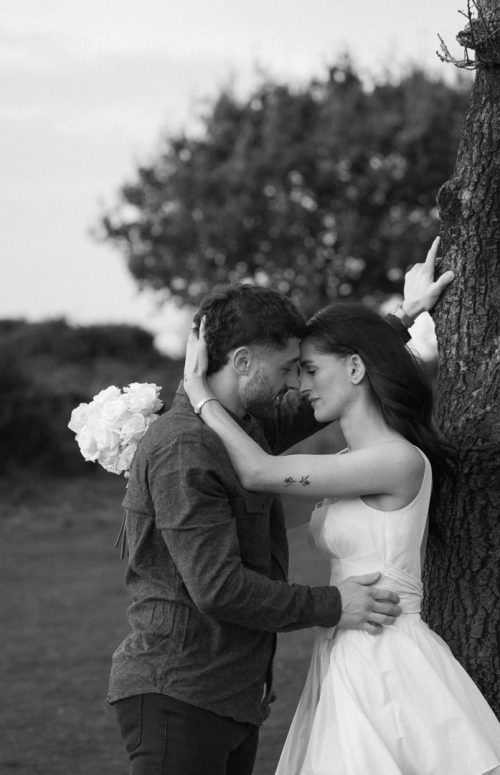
[283, 475, 311, 488]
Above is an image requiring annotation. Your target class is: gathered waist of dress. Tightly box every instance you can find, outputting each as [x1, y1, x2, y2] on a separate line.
[330, 560, 423, 615]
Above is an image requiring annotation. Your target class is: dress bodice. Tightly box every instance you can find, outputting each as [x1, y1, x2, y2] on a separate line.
[309, 448, 432, 614]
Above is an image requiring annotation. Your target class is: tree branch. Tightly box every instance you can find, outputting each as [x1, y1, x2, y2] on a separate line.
[437, 0, 500, 70]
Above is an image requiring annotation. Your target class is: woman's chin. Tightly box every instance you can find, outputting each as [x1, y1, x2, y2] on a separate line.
[312, 405, 326, 422]
[313, 405, 336, 423]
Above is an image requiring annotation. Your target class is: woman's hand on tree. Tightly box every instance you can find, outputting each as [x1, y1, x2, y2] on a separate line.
[402, 236, 455, 320]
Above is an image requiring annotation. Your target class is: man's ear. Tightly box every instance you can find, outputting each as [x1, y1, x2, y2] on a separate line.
[348, 354, 366, 384]
[232, 347, 252, 375]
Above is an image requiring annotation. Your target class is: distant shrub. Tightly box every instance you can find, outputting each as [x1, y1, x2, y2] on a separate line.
[0, 319, 160, 363]
[0, 348, 62, 472]
[0, 319, 183, 475]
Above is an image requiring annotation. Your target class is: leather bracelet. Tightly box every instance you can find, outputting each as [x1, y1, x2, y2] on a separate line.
[392, 303, 415, 329]
[193, 396, 219, 415]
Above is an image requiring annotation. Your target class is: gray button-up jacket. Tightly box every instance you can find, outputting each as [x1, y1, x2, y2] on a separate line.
[107, 386, 341, 725]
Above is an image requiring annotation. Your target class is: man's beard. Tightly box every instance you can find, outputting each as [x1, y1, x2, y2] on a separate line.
[241, 370, 281, 419]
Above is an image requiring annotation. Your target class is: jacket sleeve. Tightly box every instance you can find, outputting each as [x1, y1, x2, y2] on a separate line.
[385, 313, 412, 343]
[148, 430, 341, 632]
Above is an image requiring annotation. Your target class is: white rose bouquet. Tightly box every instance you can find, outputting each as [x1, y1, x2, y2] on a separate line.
[68, 382, 163, 476]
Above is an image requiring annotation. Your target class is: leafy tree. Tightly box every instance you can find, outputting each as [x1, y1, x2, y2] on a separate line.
[98, 61, 471, 316]
[422, 0, 500, 716]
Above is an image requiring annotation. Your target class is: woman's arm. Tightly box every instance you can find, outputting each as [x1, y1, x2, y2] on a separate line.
[195, 398, 421, 500]
[183, 324, 423, 502]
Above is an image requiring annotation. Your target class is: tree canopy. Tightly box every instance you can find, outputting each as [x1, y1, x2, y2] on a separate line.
[99, 60, 471, 316]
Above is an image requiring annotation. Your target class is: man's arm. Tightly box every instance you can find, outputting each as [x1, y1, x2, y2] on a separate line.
[149, 430, 400, 635]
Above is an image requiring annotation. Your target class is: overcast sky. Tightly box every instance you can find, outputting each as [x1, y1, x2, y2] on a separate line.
[2, 0, 469, 355]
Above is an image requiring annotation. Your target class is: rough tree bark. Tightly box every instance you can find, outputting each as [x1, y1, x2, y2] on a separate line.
[422, 0, 500, 716]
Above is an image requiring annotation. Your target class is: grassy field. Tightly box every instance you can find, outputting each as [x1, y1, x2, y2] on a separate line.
[1, 473, 329, 775]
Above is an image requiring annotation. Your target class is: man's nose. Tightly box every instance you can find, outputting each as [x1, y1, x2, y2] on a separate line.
[285, 368, 300, 391]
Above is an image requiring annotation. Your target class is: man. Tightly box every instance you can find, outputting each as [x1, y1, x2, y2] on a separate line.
[109, 245, 453, 775]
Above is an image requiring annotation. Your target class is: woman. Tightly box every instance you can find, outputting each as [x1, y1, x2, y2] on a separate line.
[183, 302, 500, 774]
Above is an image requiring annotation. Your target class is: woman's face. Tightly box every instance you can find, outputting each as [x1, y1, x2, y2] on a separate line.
[299, 339, 355, 423]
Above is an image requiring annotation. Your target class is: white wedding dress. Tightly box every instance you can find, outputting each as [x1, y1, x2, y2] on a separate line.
[276, 449, 500, 775]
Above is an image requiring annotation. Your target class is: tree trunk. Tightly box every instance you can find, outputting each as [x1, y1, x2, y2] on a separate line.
[422, 0, 500, 716]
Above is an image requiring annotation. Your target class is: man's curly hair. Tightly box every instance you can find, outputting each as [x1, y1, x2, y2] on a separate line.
[193, 284, 306, 375]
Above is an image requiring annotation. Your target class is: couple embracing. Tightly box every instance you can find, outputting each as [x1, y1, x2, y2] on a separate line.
[108, 240, 500, 774]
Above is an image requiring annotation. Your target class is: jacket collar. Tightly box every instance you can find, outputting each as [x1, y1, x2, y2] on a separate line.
[174, 381, 254, 431]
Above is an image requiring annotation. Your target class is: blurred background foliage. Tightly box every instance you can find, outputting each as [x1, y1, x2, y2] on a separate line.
[98, 59, 471, 317]
[4, 60, 471, 475]
[0, 319, 182, 474]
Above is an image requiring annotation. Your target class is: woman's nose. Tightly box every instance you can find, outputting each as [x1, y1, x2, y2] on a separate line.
[299, 376, 311, 395]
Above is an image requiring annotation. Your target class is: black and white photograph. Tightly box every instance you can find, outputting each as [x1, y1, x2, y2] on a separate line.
[2, 1, 499, 773]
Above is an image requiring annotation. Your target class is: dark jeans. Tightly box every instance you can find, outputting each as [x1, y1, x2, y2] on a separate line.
[114, 693, 260, 775]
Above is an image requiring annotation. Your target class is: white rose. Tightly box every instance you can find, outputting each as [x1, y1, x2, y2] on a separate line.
[92, 418, 121, 452]
[76, 426, 99, 461]
[124, 383, 163, 415]
[97, 449, 122, 475]
[120, 413, 148, 445]
[68, 402, 89, 433]
[84, 400, 104, 423]
[93, 385, 121, 404]
[100, 397, 130, 426]
[118, 442, 138, 472]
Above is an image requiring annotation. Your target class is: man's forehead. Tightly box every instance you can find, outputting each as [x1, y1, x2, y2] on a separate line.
[254, 338, 300, 363]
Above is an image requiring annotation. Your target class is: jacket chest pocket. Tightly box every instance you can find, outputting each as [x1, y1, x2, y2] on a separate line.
[236, 493, 273, 570]
[243, 493, 270, 516]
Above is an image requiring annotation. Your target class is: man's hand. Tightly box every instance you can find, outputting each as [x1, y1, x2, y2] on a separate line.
[400, 236, 455, 322]
[336, 572, 402, 635]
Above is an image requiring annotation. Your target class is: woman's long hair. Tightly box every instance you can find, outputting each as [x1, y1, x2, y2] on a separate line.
[305, 303, 454, 534]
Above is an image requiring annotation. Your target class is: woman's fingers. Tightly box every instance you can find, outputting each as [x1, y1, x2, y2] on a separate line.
[424, 235, 440, 268]
[184, 316, 209, 380]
